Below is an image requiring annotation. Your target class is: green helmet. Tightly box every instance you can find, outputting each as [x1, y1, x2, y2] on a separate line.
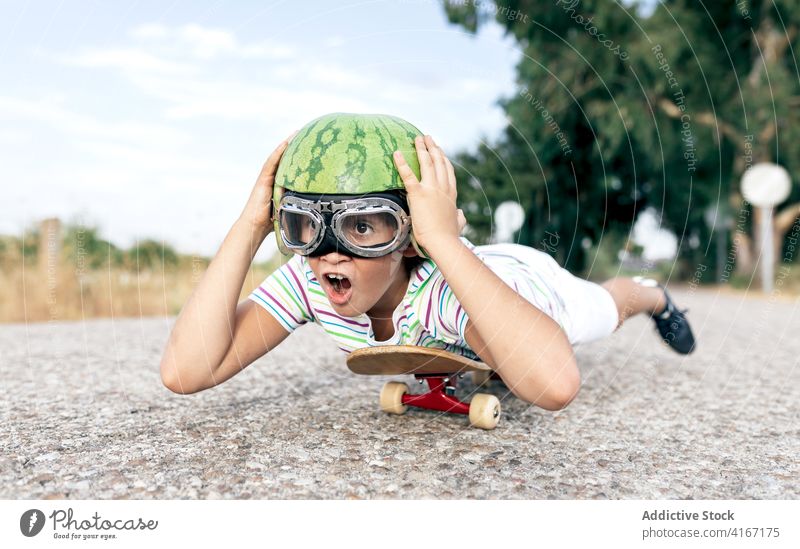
[272, 112, 427, 256]
[275, 112, 422, 195]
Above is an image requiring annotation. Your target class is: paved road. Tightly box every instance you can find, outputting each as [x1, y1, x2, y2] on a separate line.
[2, 287, 798, 499]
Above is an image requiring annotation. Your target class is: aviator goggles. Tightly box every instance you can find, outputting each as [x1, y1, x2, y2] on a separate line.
[277, 191, 412, 258]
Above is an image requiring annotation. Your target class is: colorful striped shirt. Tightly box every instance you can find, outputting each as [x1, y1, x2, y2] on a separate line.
[248, 237, 570, 360]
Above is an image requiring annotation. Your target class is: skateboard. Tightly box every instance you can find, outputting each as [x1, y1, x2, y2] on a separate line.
[346, 345, 502, 430]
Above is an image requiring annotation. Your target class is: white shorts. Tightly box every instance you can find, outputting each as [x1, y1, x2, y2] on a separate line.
[475, 243, 619, 346]
[553, 261, 619, 345]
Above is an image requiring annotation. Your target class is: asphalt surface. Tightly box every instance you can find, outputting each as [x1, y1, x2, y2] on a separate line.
[2, 287, 798, 499]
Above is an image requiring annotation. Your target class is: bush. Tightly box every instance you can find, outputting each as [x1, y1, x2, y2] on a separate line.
[126, 239, 179, 270]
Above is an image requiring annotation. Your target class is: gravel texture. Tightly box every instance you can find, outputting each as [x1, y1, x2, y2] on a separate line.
[2, 287, 798, 499]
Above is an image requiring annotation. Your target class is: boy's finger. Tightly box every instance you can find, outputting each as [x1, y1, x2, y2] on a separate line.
[414, 135, 434, 182]
[457, 209, 467, 234]
[445, 157, 456, 188]
[393, 151, 420, 190]
[444, 157, 458, 200]
[425, 135, 448, 189]
[259, 139, 290, 178]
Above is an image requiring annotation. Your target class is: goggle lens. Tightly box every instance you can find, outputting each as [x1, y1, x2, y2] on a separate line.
[338, 211, 399, 249]
[280, 209, 320, 246]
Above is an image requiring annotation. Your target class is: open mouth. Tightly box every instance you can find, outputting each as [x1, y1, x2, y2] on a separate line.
[322, 273, 353, 305]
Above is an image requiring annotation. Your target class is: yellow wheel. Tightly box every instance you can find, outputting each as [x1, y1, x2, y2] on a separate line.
[468, 394, 501, 430]
[379, 381, 409, 415]
[472, 370, 492, 386]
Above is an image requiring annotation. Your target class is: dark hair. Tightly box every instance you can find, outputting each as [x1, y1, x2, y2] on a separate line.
[402, 253, 426, 275]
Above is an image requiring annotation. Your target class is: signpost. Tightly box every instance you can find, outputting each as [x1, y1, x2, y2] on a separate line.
[740, 163, 791, 293]
[493, 201, 526, 243]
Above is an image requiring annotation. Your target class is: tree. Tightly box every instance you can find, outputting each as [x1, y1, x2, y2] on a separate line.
[443, 0, 800, 280]
[644, 0, 800, 279]
[127, 239, 178, 270]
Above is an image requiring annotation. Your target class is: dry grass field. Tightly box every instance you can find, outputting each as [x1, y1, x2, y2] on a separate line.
[0, 221, 280, 324]
[1, 218, 798, 324]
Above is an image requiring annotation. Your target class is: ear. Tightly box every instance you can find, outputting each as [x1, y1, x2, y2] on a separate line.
[401, 244, 419, 258]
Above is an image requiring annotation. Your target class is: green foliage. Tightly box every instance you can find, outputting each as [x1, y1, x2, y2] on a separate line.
[0, 230, 40, 262]
[62, 223, 125, 269]
[0, 222, 190, 271]
[127, 239, 179, 269]
[22, 229, 39, 259]
[443, 0, 800, 277]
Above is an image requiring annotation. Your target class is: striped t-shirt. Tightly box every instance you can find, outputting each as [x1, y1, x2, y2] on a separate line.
[248, 237, 571, 360]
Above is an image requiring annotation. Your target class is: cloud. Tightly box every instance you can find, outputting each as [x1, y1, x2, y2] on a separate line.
[56, 22, 296, 85]
[129, 23, 169, 40]
[42, 22, 512, 152]
[128, 22, 295, 60]
[65, 48, 194, 74]
[323, 35, 346, 49]
[0, 127, 33, 146]
[48, 22, 381, 124]
[123, 70, 370, 122]
[0, 95, 192, 148]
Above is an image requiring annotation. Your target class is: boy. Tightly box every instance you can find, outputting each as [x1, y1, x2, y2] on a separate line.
[160, 113, 695, 412]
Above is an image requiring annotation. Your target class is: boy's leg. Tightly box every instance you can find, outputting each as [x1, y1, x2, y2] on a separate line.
[601, 276, 697, 354]
[600, 277, 667, 329]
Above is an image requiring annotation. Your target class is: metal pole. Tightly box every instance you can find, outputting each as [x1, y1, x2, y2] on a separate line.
[760, 206, 774, 293]
[716, 225, 726, 283]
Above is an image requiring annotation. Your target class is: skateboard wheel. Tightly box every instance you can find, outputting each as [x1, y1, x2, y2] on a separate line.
[468, 394, 501, 430]
[379, 381, 409, 415]
[472, 370, 492, 386]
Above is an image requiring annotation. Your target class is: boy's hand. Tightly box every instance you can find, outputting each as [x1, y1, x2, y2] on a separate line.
[239, 131, 297, 232]
[393, 135, 465, 253]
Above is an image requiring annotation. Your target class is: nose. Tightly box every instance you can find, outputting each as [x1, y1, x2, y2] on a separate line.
[319, 250, 353, 264]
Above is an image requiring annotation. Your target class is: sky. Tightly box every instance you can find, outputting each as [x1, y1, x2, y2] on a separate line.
[0, 0, 673, 262]
[0, 0, 524, 261]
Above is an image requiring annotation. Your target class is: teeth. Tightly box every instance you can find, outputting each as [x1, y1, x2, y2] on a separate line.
[327, 274, 346, 280]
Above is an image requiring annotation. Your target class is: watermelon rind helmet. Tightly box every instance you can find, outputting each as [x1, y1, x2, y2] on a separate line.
[272, 112, 428, 258]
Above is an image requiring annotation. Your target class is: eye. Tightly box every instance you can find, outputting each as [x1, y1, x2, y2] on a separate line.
[355, 221, 372, 234]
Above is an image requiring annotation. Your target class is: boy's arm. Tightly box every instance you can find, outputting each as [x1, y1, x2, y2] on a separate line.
[432, 238, 580, 411]
[394, 135, 579, 411]
[160, 219, 279, 394]
[173, 299, 291, 394]
[160, 137, 291, 394]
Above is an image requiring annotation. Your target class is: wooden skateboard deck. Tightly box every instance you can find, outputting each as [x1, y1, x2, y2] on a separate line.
[346, 345, 502, 429]
[346, 344, 491, 376]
